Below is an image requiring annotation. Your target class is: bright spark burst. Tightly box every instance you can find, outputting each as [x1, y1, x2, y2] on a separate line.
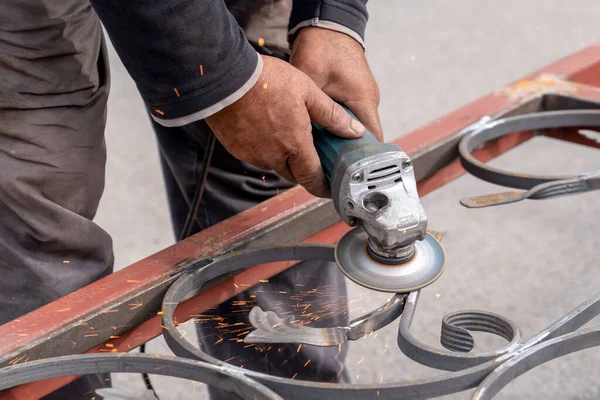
[167, 273, 391, 384]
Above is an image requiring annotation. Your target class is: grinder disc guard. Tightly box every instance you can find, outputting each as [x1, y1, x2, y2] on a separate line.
[335, 228, 445, 293]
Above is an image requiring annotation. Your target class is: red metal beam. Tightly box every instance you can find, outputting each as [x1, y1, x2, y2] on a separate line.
[0, 187, 318, 354]
[561, 43, 600, 87]
[544, 127, 600, 150]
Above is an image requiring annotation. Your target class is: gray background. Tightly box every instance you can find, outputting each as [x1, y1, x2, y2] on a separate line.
[97, 1, 600, 399]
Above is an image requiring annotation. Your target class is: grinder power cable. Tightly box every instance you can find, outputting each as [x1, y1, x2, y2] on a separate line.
[312, 107, 445, 293]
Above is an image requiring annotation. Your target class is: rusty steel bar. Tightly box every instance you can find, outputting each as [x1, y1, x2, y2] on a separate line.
[2, 43, 600, 399]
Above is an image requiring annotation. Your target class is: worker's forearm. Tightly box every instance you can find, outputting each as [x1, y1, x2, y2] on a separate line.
[288, 0, 369, 47]
[90, 0, 261, 127]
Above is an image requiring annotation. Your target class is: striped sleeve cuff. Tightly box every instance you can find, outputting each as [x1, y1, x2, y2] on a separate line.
[289, 19, 364, 48]
[288, 1, 368, 48]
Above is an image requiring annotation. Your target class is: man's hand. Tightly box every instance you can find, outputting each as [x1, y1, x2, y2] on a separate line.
[290, 27, 383, 141]
[205, 55, 366, 198]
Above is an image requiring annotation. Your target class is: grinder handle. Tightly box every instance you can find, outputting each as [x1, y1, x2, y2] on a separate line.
[311, 107, 380, 183]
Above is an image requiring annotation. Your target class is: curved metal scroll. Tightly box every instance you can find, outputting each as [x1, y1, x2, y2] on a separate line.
[2, 244, 599, 399]
[397, 291, 600, 399]
[161, 245, 600, 399]
[0, 353, 283, 400]
[397, 291, 523, 371]
[458, 110, 600, 208]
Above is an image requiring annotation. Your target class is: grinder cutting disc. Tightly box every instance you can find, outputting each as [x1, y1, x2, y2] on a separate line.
[335, 228, 445, 293]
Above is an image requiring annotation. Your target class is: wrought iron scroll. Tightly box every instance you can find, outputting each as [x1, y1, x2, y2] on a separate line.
[0, 245, 599, 399]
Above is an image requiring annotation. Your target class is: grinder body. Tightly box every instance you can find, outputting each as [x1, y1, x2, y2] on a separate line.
[311, 108, 445, 293]
[312, 111, 427, 259]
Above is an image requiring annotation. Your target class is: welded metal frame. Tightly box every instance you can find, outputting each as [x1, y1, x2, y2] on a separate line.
[1, 43, 600, 399]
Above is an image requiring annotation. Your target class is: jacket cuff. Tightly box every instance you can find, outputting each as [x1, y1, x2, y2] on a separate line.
[150, 52, 262, 127]
[289, 20, 364, 48]
[289, 1, 368, 46]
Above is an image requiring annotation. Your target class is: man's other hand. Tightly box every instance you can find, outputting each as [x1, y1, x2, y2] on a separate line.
[290, 27, 383, 141]
[205, 55, 366, 198]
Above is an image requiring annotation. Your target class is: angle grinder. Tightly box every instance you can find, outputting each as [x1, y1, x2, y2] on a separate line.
[312, 108, 445, 293]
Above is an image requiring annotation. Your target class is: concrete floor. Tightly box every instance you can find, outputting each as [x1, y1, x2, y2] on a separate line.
[97, 1, 600, 399]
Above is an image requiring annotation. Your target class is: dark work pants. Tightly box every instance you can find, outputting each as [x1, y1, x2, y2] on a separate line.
[0, 1, 113, 398]
[0, 0, 348, 399]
